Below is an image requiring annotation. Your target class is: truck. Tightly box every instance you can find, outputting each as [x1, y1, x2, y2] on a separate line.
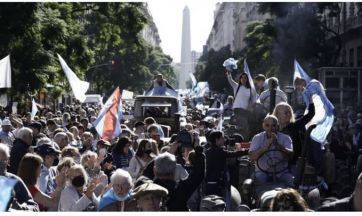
[130, 95, 184, 137]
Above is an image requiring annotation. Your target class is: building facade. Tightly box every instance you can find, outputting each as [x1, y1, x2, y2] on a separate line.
[140, 3, 161, 47]
[205, 2, 270, 53]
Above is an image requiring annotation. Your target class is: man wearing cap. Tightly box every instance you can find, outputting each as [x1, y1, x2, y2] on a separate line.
[133, 182, 168, 211]
[0, 118, 15, 149]
[35, 142, 61, 195]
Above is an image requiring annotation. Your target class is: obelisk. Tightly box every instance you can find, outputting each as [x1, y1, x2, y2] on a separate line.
[179, 5, 192, 89]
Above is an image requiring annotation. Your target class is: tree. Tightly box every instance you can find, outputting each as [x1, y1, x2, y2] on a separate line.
[195, 45, 234, 93]
[243, 20, 276, 77]
[247, 2, 341, 86]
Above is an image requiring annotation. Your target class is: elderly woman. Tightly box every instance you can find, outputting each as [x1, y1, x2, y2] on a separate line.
[272, 101, 315, 169]
[98, 169, 135, 211]
[53, 132, 69, 150]
[69, 126, 81, 148]
[81, 151, 108, 186]
[58, 164, 97, 211]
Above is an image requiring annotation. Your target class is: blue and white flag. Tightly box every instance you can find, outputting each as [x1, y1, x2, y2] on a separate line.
[0, 176, 17, 212]
[223, 58, 238, 72]
[244, 60, 258, 104]
[304, 79, 334, 145]
[294, 59, 312, 85]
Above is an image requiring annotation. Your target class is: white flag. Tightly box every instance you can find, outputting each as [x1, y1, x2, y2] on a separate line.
[0, 55, 11, 88]
[31, 99, 38, 120]
[57, 54, 89, 103]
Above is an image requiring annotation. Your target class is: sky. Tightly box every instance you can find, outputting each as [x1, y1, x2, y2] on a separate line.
[147, 0, 219, 63]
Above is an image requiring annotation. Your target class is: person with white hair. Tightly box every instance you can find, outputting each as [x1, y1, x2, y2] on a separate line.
[258, 77, 287, 114]
[249, 115, 294, 187]
[153, 147, 205, 211]
[98, 169, 135, 211]
[0, 118, 15, 149]
[8, 127, 33, 174]
[0, 143, 39, 211]
[53, 132, 69, 150]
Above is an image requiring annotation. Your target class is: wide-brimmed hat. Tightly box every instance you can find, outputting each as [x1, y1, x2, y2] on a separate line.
[132, 182, 168, 199]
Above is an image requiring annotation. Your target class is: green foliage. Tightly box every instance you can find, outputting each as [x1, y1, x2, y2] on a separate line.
[244, 20, 276, 77]
[0, 2, 174, 103]
[195, 45, 236, 93]
[244, 3, 341, 86]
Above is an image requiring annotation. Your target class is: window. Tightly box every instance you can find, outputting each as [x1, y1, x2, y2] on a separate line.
[357, 46, 362, 66]
[342, 48, 347, 66]
[349, 48, 355, 66]
[326, 77, 340, 88]
[343, 77, 358, 88]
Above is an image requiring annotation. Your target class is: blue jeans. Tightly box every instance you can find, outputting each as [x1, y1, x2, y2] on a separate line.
[255, 171, 294, 187]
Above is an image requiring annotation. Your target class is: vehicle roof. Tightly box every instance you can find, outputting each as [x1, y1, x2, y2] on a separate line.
[135, 95, 178, 100]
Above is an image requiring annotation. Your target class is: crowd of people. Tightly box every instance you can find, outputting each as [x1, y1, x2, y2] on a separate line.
[0, 70, 361, 212]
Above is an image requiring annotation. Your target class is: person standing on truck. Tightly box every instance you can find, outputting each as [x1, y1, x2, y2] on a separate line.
[146, 74, 175, 96]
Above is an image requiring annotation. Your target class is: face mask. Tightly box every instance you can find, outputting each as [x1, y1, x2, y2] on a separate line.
[0, 161, 7, 175]
[145, 149, 152, 155]
[113, 190, 130, 201]
[72, 175, 85, 187]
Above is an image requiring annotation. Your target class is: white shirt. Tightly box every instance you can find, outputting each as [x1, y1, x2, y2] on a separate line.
[227, 74, 251, 109]
[58, 185, 92, 211]
[127, 156, 149, 181]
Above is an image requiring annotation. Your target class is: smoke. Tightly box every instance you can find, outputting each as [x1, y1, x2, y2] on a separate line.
[271, 3, 323, 87]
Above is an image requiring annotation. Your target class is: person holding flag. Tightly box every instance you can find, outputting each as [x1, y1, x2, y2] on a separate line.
[294, 60, 335, 177]
[223, 58, 257, 140]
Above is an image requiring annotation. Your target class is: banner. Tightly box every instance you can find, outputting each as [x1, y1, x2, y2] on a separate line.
[57, 54, 89, 103]
[0, 55, 11, 88]
[31, 98, 39, 120]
